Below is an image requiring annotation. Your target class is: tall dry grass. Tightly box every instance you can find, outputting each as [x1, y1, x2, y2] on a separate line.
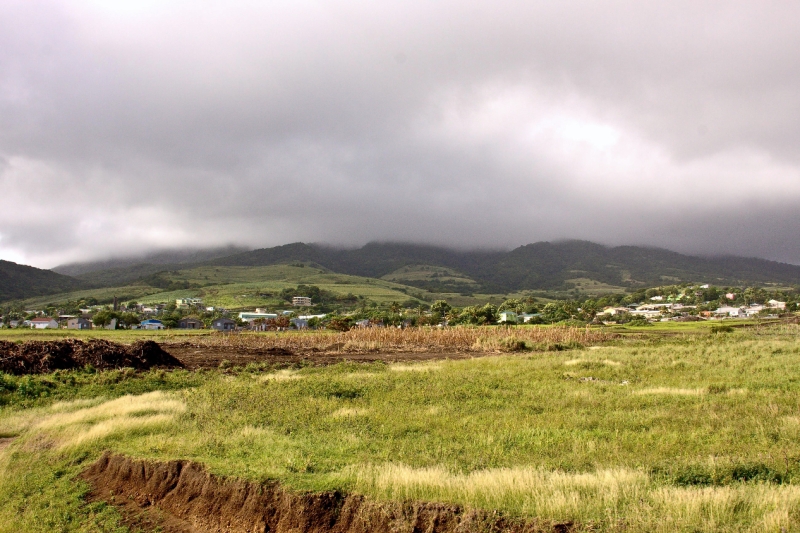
[165, 326, 615, 353]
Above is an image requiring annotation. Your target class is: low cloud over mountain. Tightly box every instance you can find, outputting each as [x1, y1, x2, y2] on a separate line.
[2, 1, 799, 267]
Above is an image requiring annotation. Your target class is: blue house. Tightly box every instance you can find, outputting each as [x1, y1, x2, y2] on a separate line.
[140, 319, 165, 330]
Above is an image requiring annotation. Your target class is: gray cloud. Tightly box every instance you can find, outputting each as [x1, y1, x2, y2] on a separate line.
[1, 0, 799, 268]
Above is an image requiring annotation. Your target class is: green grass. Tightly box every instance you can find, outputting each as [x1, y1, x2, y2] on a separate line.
[0, 328, 212, 343]
[11, 285, 163, 309]
[4, 327, 800, 530]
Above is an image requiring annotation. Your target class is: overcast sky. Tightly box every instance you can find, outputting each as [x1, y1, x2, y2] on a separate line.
[2, 1, 800, 268]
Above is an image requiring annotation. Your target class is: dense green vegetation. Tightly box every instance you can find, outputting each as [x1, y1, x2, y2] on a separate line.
[3, 326, 800, 531]
[0, 260, 85, 302]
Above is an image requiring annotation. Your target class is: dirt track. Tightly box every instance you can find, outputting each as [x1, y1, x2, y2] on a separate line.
[82, 452, 570, 533]
[161, 343, 475, 370]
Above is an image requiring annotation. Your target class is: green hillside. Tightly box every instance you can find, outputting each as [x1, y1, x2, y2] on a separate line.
[0, 260, 86, 302]
[10, 265, 433, 311]
[209, 241, 800, 292]
[7, 240, 800, 307]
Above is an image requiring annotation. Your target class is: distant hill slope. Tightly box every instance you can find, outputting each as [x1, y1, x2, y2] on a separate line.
[52, 246, 250, 288]
[62, 240, 800, 296]
[210, 241, 800, 292]
[0, 260, 85, 302]
[52, 246, 249, 277]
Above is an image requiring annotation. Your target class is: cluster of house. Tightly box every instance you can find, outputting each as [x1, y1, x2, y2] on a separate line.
[238, 309, 326, 330]
[595, 299, 790, 321]
[137, 317, 239, 331]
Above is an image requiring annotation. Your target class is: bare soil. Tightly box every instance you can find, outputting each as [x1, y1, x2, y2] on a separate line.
[82, 452, 571, 533]
[0, 437, 14, 451]
[161, 343, 474, 370]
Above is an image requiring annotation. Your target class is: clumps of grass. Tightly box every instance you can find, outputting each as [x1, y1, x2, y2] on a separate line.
[472, 336, 528, 352]
[654, 462, 790, 486]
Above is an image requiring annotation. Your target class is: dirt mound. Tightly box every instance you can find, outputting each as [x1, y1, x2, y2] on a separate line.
[0, 339, 183, 375]
[82, 452, 568, 533]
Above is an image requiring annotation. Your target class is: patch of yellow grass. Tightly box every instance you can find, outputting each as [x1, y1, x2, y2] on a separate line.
[635, 387, 705, 396]
[352, 464, 648, 519]
[389, 363, 442, 372]
[258, 369, 304, 382]
[563, 358, 621, 367]
[651, 484, 800, 532]
[331, 407, 370, 418]
[33, 391, 185, 449]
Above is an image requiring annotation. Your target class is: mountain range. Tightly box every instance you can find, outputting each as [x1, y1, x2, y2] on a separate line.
[2, 241, 800, 303]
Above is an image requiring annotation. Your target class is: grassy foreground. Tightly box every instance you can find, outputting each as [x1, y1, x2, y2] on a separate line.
[3, 326, 800, 531]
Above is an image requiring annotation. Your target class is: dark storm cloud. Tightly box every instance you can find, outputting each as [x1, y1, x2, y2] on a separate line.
[1, 0, 799, 267]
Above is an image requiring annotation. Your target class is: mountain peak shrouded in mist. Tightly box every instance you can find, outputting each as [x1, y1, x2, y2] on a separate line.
[3, 241, 788, 304]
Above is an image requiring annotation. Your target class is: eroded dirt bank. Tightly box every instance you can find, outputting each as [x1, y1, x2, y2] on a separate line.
[82, 452, 571, 533]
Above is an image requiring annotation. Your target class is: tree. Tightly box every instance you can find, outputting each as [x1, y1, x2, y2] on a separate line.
[91, 310, 119, 327]
[498, 299, 523, 313]
[430, 300, 452, 316]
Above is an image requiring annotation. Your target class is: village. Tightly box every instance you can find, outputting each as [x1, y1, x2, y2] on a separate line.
[2, 282, 798, 331]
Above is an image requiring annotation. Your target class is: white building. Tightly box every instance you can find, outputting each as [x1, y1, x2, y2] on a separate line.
[767, 299, 786, 310]
[292, 296, 313, 307]
[597, 307, 629, 316]
[238, 312, 278, 322]
[176, 298, 203, 308]
[498, 311, 518, 323]
[714, 306, 744, 318]
[30, 317, 58, 329]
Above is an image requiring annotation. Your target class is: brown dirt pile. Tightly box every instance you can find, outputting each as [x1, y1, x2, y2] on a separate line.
[82, 452, 571, 533]
[0, 339, 183, 375]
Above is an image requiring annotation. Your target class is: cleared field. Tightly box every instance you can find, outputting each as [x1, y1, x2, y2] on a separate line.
[2, 326, 800, 531]
[565, 277, 628, 294]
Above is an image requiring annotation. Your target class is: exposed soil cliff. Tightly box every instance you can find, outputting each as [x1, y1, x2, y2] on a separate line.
[82, 452, 571, 533]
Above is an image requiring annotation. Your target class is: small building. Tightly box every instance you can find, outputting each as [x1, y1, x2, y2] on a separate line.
[744, 304, 764, 317]
[291, 318, 309, 329]
[176, 298, 203, 309]
[178, 318, 204, 329]
[767, 299, 786, 310]
[140, 319, 165, 330]
[238, 312, 278, 323]
[713, 306, 743, 318]
[598, 307, 630, 316]
[67, 317, 93, 330]
[292, 296, 313, 307]
[498, 311, 518, 323]
[30, 317, 58, 329]
[211, 318, 237, 331]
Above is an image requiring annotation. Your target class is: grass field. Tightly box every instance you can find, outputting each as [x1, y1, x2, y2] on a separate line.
[2, 325, 800, 531]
